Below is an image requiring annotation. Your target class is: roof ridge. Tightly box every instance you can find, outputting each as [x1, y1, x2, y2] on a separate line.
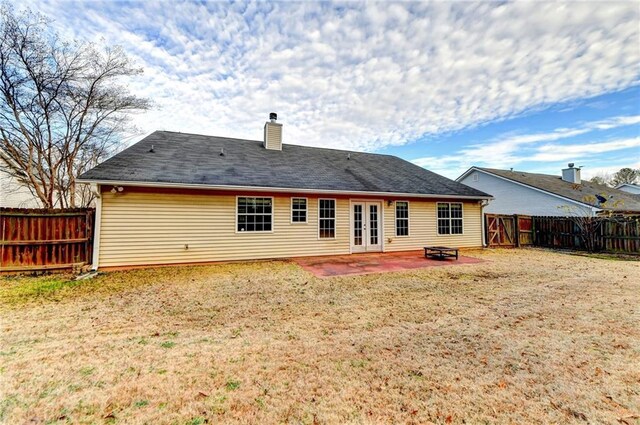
[151, 130, 397, 158]
[479, 167, 557, 177]
[480, 167, 623, 189]
[152, 130, 261, 144]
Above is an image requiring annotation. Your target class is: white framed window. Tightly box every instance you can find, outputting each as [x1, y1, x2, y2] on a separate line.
[291, 197, 307, 223]
[237, 197, 273, 232]
[437, 202, 463, 235]
[395, 201, 409, 236]
[318, 199, 336, 239]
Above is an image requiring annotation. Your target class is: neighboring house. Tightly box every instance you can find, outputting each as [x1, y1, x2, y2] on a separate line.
[0, 152, 41, 208]
[78, 114, 491, 270]
[615, 183, 640, 195]
[457, 165, 640, 216]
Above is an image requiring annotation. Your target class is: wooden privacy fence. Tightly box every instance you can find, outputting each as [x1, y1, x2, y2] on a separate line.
[600, 218, 640, 252]
[1, 208, 95, 272]
[485, 213, 640, 253]
[486, 214, 533, 247]
[533, 216, 640, 253]
[533, 217, 580, 250]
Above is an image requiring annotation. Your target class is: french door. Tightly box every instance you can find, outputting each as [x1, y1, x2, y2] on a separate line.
[351, 201, 382, 253]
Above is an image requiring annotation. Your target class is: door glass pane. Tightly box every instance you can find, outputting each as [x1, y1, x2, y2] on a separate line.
[369, 204, 378, 245]
[353, 204, 363, 246]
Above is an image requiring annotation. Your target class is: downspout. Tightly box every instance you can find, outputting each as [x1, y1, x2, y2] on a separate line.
[91, 183, 102, 271]
[480, 199, 490, 247]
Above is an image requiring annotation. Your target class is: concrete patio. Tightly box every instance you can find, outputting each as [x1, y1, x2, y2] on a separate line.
[292, 250, 483, 277]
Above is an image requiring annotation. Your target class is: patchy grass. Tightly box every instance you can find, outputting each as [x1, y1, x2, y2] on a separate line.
[570, 251, 640, 262]
[225, 380, 241, 391]
[1, 249, 639, 424]
[0, 268, 165, 305]
[133, 400, 149, 408]
[159, 341, 176, 349]
[0, 275, 82, 304]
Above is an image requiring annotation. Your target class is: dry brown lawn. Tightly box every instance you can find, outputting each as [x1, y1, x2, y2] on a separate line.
[1, 249, 639, 424]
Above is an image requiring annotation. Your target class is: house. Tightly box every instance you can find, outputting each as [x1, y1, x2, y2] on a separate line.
[615, 183, 640, 195]
[456, 165, 640, 216]
[1, 148, 90, 209]
[0, 151, 41, 208]
[0, 168, 39, 208]
[77, 114, 491, 270]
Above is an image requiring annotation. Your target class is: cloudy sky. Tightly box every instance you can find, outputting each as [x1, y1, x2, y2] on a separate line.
[23, 1, 640, 179]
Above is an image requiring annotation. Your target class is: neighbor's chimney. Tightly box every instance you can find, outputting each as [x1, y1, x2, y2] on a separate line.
[561, 163, 581, 184]
[264, 112, 282, 150]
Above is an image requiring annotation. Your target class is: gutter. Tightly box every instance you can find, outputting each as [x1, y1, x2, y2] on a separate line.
[76, 178, 494, 201]
[480, 199, 490, 247]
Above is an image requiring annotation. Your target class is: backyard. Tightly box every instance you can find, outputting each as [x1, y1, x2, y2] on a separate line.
[1, 248, 638, 424]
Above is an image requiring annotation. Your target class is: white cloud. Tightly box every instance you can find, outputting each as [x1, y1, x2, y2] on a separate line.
[532, 137, 640, 161]
[412, 115, 640, 178]
[581, 161, 640, 180]
[17, 1, 640, 152]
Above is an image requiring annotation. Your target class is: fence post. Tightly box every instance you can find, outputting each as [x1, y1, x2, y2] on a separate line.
[484, 214, 488, 248]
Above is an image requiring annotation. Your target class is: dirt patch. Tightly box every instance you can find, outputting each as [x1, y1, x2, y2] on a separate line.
[1, 248, 639, 424]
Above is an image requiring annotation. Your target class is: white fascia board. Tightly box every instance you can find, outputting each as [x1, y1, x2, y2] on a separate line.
[455, 167, 478, 182]
[615, 183, 640, 190]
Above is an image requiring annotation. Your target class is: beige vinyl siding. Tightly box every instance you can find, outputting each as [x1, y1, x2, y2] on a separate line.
[383, 200, 482, 251]
[99, 192, 349, 267]
[98, 191, 483, 268]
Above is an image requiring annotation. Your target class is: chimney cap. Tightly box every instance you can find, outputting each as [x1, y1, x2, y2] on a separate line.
[568, 162, 575, 168]
[269, 112, 277, 122]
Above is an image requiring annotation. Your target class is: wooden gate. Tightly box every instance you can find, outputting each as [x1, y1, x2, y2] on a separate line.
[486, 214, 516, 247]
[1, 208, 95, 272]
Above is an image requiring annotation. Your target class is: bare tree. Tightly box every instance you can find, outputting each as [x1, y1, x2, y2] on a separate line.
[0, 4, 149, 208]
[589, 174, 610, 186]
[610, 168, 640, 187]
[559, 195, 624, 253]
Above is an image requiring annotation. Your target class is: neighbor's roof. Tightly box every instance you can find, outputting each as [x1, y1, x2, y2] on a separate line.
[79, 131, 490, 199]
[472, 167, 640, 211]
[616, 183, 640, 189]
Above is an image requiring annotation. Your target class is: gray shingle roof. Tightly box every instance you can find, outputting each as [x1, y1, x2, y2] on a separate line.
[478, 167, 640, 212]
[79, 131, 490, 198]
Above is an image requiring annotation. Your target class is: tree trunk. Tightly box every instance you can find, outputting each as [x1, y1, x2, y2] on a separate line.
[69, 178, 76, 208]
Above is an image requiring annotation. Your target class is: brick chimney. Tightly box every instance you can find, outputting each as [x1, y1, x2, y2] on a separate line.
[264, 112, 282, 150]
[561, 163, 581, 184]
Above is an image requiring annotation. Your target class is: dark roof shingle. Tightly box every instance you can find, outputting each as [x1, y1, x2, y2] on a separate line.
[478, 167, 640, 212]
[79, 131, 490, 198]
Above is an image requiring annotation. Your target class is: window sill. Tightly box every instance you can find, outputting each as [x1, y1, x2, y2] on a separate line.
[235, 230, 275, 234]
